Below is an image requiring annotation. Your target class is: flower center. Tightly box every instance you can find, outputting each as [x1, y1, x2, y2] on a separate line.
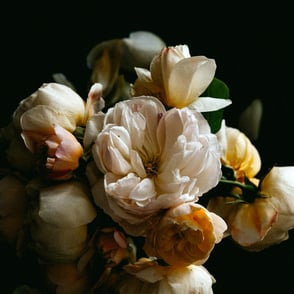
[144, 158, 159, 177]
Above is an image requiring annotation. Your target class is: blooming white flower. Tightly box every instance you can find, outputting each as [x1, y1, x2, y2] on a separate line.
[90, 96, 222, 236]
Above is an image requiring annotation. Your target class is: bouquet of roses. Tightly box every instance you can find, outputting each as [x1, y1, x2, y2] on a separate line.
[1, 31, 294, 294]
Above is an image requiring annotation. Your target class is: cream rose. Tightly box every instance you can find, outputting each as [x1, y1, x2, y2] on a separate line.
[90, 96, 222, 236]
[207, 166, 294, 251]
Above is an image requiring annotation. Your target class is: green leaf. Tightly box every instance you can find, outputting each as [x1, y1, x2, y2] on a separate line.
[201, 77, 230, 133]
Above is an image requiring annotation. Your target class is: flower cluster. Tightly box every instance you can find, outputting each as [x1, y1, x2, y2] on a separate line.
[1, 31, 294, 294]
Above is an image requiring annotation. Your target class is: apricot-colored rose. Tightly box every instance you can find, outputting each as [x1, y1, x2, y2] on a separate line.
[143, 202, 227, 266]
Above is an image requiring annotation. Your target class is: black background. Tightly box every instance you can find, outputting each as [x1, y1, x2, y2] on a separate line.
[1, 2, 294, 293]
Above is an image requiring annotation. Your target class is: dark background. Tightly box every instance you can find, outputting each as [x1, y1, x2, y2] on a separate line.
[1, 2, 294, 293]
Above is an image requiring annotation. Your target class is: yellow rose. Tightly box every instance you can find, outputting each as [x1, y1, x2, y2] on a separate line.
[217, 120, 261, 181]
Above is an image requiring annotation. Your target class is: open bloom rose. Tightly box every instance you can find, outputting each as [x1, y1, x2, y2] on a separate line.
[143, 202, 227, 266]
[207, 166, 294, 251]
[107, 258, 215, 294]
[131, 44, 217, 109]
[89, 96, 222, 236]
